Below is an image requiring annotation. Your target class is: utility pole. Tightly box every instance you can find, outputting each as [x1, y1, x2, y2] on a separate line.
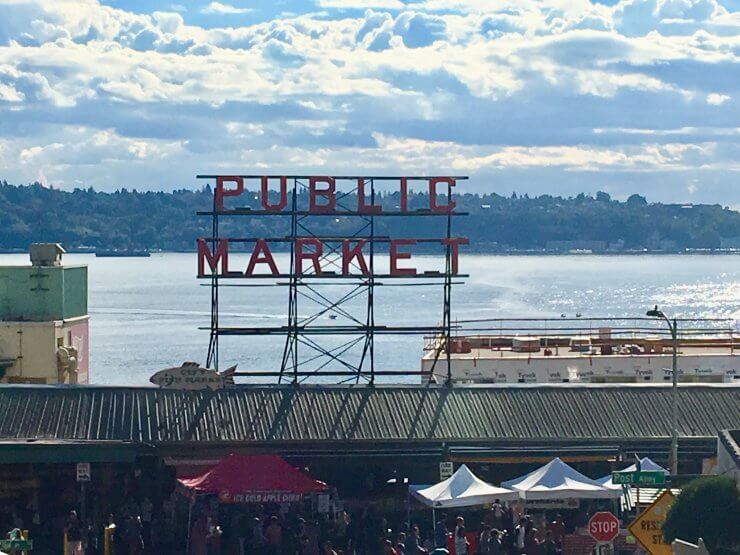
[646, 306, 679, 475]
[670, 316, 678, 476]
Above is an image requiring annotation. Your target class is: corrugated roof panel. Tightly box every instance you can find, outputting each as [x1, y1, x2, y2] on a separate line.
[0, 385, 738, 444]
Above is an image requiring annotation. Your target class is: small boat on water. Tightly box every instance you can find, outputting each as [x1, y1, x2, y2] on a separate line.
[95, 249, 151, 258]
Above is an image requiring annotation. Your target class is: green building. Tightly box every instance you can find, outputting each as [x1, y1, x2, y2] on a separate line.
[0, 244, 89, 383]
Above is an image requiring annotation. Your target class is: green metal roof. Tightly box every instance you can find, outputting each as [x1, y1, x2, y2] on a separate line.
[0, 383, 737, 446]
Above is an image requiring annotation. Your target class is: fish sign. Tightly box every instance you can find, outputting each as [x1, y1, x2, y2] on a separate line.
[149, 362, 236, 390]
[627, 490, 676, 555]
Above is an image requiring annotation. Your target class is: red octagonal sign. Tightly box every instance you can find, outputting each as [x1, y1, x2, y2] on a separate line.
[588, 511, 620, 543]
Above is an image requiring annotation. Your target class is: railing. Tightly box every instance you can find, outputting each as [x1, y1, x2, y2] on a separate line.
[423, 317, 738, 354]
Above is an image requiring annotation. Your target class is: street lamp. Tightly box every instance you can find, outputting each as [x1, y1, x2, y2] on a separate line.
[646, 305, 679, 475]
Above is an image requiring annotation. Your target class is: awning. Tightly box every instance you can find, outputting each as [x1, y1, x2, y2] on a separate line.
[501, 457, 621, 500]
[411, 464, 518, 508]
[178, 453, 328, 503]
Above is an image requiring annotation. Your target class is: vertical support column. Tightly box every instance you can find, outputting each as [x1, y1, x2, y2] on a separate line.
[280, 178, 300, 383]
[207, 179, 219, 370]
[444, 180, 453, 386]
[369, 178, 376, 385]
[670, 317, 679, 475]
[292, 180, 299, 383]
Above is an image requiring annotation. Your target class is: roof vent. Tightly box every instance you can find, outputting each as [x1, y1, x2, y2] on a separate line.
[29, 243, 65, 266]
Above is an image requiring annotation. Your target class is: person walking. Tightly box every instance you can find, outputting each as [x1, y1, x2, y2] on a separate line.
[514, 517, 527, 552]
[522, 528, 539, 555]
[139, 497, 153, 550]
[251, 516, 265, 552]
[491, 501, 504, 531]
[434, 514, 448, 549]
[126, 515, 144, 555]
[191, 516, 209, 555]
[264, 515, 283, 555]
[540, 531, 560, 555]
[477, 524, 494, 555]
[65, 511, 85, 555]
[406, 524, 422, 553]
[454, 517, 469, 555]
[232, 511, 249, 555]
[205, 518, 222, 555]
[545, 515, 564, 546]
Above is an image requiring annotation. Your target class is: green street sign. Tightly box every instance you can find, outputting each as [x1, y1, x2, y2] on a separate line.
[0, 538, 33, 550]
[612, 470, 666, 486]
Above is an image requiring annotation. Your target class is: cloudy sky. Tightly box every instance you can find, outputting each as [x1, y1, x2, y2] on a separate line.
[0, 0, 738, 203]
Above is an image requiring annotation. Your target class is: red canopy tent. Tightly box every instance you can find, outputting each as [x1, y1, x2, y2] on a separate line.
[178, 453, 328, 504]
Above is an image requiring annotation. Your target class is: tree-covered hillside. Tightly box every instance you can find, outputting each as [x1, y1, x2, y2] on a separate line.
[1, 181, 739, 252]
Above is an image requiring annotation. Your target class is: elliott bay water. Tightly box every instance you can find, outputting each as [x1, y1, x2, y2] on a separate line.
[0, 253, 738, 385]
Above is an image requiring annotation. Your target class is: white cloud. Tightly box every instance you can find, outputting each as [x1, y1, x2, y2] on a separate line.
[707, 93, 730, 105]
[318, 0, 405, 8]
[0, 0, 736, 203]
[200, 2, 253, 15]
[369, 134, 724, 173]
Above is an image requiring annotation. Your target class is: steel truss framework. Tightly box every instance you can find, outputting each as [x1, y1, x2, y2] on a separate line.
[197, 175, 468, 384]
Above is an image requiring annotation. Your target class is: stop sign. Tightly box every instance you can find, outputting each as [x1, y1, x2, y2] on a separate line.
[588, 511, 620, 543]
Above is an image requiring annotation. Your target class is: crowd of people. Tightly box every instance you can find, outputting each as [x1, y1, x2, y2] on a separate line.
[61, 495, 175, 555]
[430, 510, 564, 555]
[5, 493, 586, 554]
[184, 501, 568, 555]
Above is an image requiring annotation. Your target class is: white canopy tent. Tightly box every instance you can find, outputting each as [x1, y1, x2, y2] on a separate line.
[597, 456, 669, 491]
[501, 457, 621, 500]
[411, 464, 519, 508]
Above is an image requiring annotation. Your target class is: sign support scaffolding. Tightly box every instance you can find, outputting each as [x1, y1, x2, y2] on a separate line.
[197, 175, 468, 385]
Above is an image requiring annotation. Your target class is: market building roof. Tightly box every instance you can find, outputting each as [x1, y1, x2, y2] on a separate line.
[0, 383, 737, 447]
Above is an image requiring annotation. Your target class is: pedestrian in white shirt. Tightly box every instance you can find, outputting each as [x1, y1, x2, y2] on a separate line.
[454, 516, 468, 555]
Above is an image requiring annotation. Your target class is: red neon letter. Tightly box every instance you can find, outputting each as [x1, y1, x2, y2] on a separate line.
[442, 237, 469, 275]
[198, 239, 230, 276]
[214, 176, 244, 211]
[357, 179, 381, 215]
[297, 238, 323, 275]
[246, 239, 279, 276]
[400, 177, 408, 212]
[390, 239, 417, 276]
[261, 176, 288, 212]
[429, 177, 456, 213]
[342, 240, 369, 276]
[309, 177, 336, 213]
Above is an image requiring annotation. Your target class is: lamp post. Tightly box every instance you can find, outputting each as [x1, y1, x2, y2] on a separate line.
[646, 305, 679, 475]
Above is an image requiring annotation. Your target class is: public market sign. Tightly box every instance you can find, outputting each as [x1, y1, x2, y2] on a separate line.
[612, 470, 666, 486]
[197, 176, 468, 278]
[627, 490, 675, 555]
